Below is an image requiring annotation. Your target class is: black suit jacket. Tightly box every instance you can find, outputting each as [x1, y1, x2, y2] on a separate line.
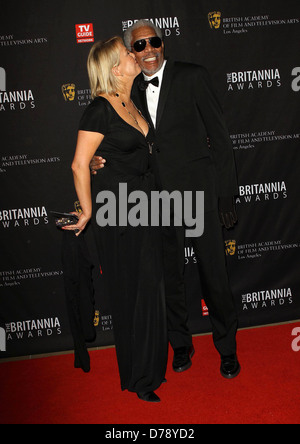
[133, 60, 238, 212]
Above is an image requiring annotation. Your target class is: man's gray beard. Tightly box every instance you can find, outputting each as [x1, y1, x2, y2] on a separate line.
[142, 60, 165, 77]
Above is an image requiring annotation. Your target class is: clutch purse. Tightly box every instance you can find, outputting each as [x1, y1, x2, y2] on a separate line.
[50, 211, 79, 228]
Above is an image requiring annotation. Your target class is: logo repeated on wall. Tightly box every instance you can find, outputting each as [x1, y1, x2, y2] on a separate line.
[237, 181, 288, 204]
[201, 300, 209, 317]
[241, 288, 293, 311]
[75, 24, 94, 44]
[0, 206, 49, 229]
[208, 12, 222, 30]
[0, 267, 63, 289]
[225, 240, 236, 256]
[0, 68, 36, 112]
[61, 83, 91, 107]
[122, 17, 181, 37]
[0, 34, 48, 47]
[0, 153, 61, 175]
[94, 310, 113, 331]
[62, 83, 76, 102]
[227, 68, 281, 92]
[185, 246, 197, 265]
[208, 11, 299, 35]
[4, 317, 62, 345]
[225, 240, 300, 262]
[230, 130, 300, 151]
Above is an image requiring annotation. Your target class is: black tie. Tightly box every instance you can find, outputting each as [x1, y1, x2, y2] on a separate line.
[138, 77, 159, 91]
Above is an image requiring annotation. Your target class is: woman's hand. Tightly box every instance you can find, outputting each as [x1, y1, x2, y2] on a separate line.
[62, 212, 91, 237]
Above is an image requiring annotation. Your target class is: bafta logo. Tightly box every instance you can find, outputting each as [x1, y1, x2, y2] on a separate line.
[225, 240, 236, 256]
[208, 11, 222, 30]
[94, 310, 100, 327]
[74, 201, 82, 214]
[62, 83, 76, 102]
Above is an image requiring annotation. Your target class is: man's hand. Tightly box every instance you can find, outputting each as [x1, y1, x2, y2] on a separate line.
[219, 197, 238, 229]
[90, 156, 106, 175]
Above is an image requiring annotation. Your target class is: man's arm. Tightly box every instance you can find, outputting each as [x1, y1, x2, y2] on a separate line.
[194, 66, 238, 228]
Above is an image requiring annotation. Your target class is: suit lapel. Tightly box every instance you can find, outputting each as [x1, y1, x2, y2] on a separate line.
[156, 60, 174, 130]
[132, 60, 175, 132]
[132, 75, 155, 131]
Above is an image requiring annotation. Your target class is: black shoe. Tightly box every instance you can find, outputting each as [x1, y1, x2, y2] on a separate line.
[137, 391, 161, 403]
[173, 345, 195, 373]
[220, 354, 241, 379]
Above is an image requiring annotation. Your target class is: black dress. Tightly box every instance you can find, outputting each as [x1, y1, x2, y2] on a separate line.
[79, 97, 168, 394]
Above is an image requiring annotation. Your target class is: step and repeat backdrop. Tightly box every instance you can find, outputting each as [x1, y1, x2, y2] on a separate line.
[0, 0, 299, 358]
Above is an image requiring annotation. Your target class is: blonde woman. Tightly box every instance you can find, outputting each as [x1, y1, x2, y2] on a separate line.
[65, 37, 168, 403]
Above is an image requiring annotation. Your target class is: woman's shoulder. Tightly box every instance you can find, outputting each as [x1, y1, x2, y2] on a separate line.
[79, 96, 112, 134]
[85, 96, 111, 113]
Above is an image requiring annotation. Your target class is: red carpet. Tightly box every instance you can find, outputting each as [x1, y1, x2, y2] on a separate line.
[0, 322, 299, 424]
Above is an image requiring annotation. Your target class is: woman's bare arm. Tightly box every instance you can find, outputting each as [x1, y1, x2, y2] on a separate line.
[63, 130, 104, 236]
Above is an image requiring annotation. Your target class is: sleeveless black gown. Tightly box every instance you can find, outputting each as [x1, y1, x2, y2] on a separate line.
[79, 97, 168, 394]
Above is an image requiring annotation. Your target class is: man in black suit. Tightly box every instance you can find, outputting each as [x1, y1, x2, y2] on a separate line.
[93, 20, 240, 379]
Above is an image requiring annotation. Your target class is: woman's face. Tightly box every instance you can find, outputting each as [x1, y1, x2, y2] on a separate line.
[116, 43, 141, 79]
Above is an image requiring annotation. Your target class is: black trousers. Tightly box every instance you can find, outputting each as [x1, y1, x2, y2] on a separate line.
[162, 209, 238, 357]
[61, 231, 96, 357]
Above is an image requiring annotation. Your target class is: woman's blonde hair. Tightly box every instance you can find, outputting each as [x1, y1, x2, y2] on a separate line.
[87, 36, 124, 99]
